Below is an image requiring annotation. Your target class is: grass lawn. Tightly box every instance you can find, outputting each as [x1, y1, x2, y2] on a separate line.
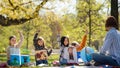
[0, 53, 59, 66]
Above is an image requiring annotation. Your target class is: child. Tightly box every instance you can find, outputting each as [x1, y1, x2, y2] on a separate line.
[33, 30, 52, 66]
[58, 31, 87, 65]
[71, 41, 81, 59]
[7, 31, 24, 66]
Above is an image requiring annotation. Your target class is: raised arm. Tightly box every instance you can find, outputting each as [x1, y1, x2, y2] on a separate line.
[16, 31, 24, 48]
[33, 30, 40, 45]
[57, 33, 61, 47]
[33, 33, 38, 44]
[57, 27, 61, 47]
[76, 34, 87, 52]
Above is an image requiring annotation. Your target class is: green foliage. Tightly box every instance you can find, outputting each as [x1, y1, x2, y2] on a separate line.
[0, 0, 109, 51]
[76, 0, 107, 46]
[0, 0, 34, 19]
[21, 49, 30, 55]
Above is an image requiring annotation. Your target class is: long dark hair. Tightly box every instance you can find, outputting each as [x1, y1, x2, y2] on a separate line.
[9, 35, 16, 40]
[9, 35, 16, 45]
[36, 37, 45, 48]
[60, 36, 69, 47]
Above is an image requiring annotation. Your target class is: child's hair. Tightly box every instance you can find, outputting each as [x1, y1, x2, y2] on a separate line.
[60, 36, 69, 47]
[9, 35, 16, 45]
[71, 41, 79, 46]
[37, 37, 45, 47]
[9, 35, 16, 40]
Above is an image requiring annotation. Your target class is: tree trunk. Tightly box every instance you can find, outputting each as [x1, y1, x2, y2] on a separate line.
[88, 0, 91, 46]
[26, 31, 29, 49]
[111, 0, 119, 29]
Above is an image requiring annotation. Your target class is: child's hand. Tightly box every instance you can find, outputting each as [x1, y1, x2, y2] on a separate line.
[18, 31, 22, 33]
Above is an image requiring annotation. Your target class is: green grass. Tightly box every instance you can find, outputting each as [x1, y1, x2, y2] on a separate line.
[0, 54, 59, 66]
[48, 54, 59, 66]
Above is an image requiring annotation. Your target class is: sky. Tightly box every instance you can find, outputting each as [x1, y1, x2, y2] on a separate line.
[1, 0, 120, 16]
[33, 0, 120, 16]
[38, 0, 76, 16]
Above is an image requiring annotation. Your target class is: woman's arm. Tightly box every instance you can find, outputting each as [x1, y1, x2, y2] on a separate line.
[16, 31, 24, 48]
[100, 32, 114, 54]
[76, 34, 87, 52]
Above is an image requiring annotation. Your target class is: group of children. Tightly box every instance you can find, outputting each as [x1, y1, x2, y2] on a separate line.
[7, 30, 88, 66]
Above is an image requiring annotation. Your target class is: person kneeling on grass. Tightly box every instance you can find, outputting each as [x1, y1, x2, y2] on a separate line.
[33, 30, 52, 66]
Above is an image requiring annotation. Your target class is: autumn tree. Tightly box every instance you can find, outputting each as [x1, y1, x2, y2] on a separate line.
[0, 0, 48, 26]
[77, 0, 106, 46]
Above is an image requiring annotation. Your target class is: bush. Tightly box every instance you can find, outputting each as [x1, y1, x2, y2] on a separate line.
[21, 49, 30, 55]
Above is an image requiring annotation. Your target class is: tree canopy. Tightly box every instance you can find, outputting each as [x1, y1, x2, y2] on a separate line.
[0, 0, 48, 26]
[0, 0, 117, 52]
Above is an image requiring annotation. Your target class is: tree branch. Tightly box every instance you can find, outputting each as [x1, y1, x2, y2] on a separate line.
[0, 0, 48, 26]
[33, 0, 48, 17]
[0, 15, 33, 26]
[42, 6, 55, 10]
[8, 0, 14, 8]
[8, 0, 32, 11]
[13, 1, 32, 11]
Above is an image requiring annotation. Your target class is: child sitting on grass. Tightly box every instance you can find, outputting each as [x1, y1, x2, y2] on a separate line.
[71, 41, 83, 62]
[33, 30, 52, 66]
[7, 31, 24, 66]
[57, 30, 88, 65]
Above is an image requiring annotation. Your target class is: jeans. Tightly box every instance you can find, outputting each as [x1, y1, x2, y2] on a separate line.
[7, 60, 11, 66]
[92, 53, 119, 66]
[60, 58, 67, 65]
[36, 60, 48, 66]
